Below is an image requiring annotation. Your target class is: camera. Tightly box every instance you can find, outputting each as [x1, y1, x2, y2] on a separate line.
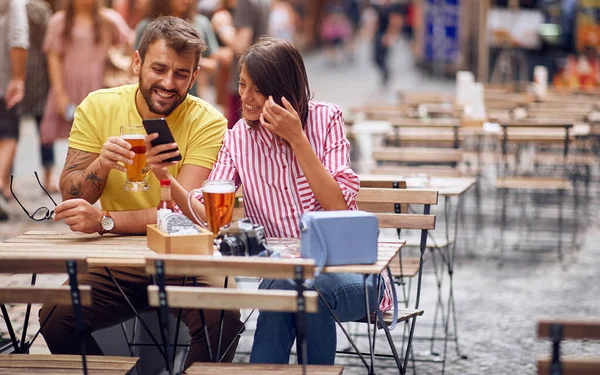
[217, 218, 270, 257]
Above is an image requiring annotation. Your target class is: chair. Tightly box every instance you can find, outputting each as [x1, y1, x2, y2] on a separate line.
[494, 120, 576, 263]
[343, 187, 438, 374]
[537, 318, 600, 375]
[0, 255, 139, 375]
[145, 256, 344, 375]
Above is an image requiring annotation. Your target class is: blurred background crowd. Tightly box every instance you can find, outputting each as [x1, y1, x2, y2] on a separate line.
[3, 0, 600, 222]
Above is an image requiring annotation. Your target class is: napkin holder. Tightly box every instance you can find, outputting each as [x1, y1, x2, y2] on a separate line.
[147, 224, 213, 255]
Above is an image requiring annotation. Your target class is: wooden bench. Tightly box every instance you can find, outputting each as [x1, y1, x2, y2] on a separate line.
[0, 256, 139, 374]
[537, 318, 600, 375]
[495, 177, 572, 191]
[373, 147, 463, 165]
[0, 354, 139, 374]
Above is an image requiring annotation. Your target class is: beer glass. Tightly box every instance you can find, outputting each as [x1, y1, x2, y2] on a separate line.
[120, 126, 149, 191]
[187, 180, 235, 235]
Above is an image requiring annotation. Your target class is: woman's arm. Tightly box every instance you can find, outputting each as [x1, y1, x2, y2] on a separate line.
[46, 51, 69, 118]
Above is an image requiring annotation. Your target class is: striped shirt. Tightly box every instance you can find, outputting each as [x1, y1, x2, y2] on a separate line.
[195, 101, 393, 313]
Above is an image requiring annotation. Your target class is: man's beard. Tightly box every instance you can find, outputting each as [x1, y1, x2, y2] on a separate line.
[139, 74, 187, 116]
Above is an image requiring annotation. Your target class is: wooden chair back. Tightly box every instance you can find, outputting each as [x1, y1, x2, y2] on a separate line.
[356, 188, 438, 230]
[537, 318, 600, 375]
[359, 179, 407, 213]
[148, 286, 318, 313]
[145, 256, 315, 279]
[373, 147, 463, 165]
[0, 286, 92, 306]
[0, 255, 87, 274]
[372, 147, 464, 177]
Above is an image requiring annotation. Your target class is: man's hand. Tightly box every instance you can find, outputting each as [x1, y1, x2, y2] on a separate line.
[144, 133, 179, 181]
[98, 136, 134, 173]
[5, 78, 24, 109]
[54, 198, 104, 234]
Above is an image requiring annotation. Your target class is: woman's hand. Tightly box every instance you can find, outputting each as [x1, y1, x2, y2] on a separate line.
[56, 92, 70, 120]
[144, 133, 180, 181]
[260, 96, 305, 146]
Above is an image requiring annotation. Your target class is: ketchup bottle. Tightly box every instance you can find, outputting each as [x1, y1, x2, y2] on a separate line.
[157, 179, 175, 227]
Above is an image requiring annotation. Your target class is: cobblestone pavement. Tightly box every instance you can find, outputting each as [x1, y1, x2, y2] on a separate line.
[2, 39, 599, 374]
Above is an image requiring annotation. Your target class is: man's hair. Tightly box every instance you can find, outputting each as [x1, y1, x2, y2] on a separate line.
[137, 16, 205, 69]
[239, 37, 312, 128]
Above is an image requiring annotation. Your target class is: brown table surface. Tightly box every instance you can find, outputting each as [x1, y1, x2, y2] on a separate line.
[358, 175, 476, 197]
[1, 231, 403, 275]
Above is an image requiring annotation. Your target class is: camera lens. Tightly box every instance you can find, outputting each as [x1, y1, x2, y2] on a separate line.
[220, 236, 244, 256]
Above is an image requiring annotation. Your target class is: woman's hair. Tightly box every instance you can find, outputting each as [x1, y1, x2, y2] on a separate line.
[148, 0, 195, 21]
[239, 36, 312, 128]
[62, 0, 103, 44]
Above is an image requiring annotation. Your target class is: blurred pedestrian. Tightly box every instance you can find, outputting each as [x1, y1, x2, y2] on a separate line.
[269, 0, 296, 41]
[0, 0, 29, 220]
[19, 0, 54, 192]
[320, 3, 352, 65]
[39, 0, 130, 186]
[371, 0, 404, 86]
[214, 0, 271, 128]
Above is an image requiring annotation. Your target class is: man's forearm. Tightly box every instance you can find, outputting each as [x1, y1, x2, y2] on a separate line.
[110, 208, 156, 234]
[10, 48, 27, 80]
[61, 156, 110, 203]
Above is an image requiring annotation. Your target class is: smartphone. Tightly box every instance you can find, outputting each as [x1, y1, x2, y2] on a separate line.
[142, 118, 182, 162]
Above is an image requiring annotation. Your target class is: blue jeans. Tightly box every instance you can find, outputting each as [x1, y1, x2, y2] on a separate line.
[250, 273, 382, 365]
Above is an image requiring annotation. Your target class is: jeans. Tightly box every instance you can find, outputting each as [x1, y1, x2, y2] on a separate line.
[250, 273, 382, 365]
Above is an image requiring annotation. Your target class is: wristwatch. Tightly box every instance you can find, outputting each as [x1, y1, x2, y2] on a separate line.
[99, 211, 114, 235]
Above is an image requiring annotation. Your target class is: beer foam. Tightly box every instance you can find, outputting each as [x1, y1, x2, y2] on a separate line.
[203, 183, 235, 194]
[123, 134, 145, 139]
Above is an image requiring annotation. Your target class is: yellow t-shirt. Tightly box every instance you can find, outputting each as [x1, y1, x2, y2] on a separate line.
[68, 84, 227, 211]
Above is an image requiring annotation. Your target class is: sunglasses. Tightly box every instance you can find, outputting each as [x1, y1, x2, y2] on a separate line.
[10, 172, 58, 221]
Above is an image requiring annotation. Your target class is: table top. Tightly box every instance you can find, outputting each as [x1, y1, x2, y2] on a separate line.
[1, 231, 403, 275]
[359, 175, 476, 197]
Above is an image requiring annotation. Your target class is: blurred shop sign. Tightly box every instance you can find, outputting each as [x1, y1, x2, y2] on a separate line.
[423, 0, 461, 64]
[577, 0, 600, 52]
[487, 8, 544, 49]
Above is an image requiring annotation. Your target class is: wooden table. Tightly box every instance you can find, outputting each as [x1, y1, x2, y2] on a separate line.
[359, 175, 476, 197]
[1, 231, 404, 374]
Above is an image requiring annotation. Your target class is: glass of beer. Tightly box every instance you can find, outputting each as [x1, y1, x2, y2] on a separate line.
[187, 180, 235, 236]
[120, 126, 149, 191]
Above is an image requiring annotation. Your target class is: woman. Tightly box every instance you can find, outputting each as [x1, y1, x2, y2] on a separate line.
[40, 0, 129, 185]
[134, 0, 220, 98]
[144, 37, 392, 365]
[19, 0, 53, 191]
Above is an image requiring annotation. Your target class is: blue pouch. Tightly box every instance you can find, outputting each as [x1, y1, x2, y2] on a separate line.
[299, 210, 378, 266]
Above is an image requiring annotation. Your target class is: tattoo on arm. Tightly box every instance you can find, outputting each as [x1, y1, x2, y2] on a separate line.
[61, 148, 103, 201]
[64, 148, 97, 173]
[85, 171, 105, 191]
[67, 181, 82, 198]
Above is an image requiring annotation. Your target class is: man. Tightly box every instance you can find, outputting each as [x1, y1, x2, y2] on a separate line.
[0, 0, 29, 220]
[371, 0, 404, 86]
[39, 17, 243, 368]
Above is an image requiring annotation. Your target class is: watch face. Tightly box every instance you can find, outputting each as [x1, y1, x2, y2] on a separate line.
[101, 216, 115, 231]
